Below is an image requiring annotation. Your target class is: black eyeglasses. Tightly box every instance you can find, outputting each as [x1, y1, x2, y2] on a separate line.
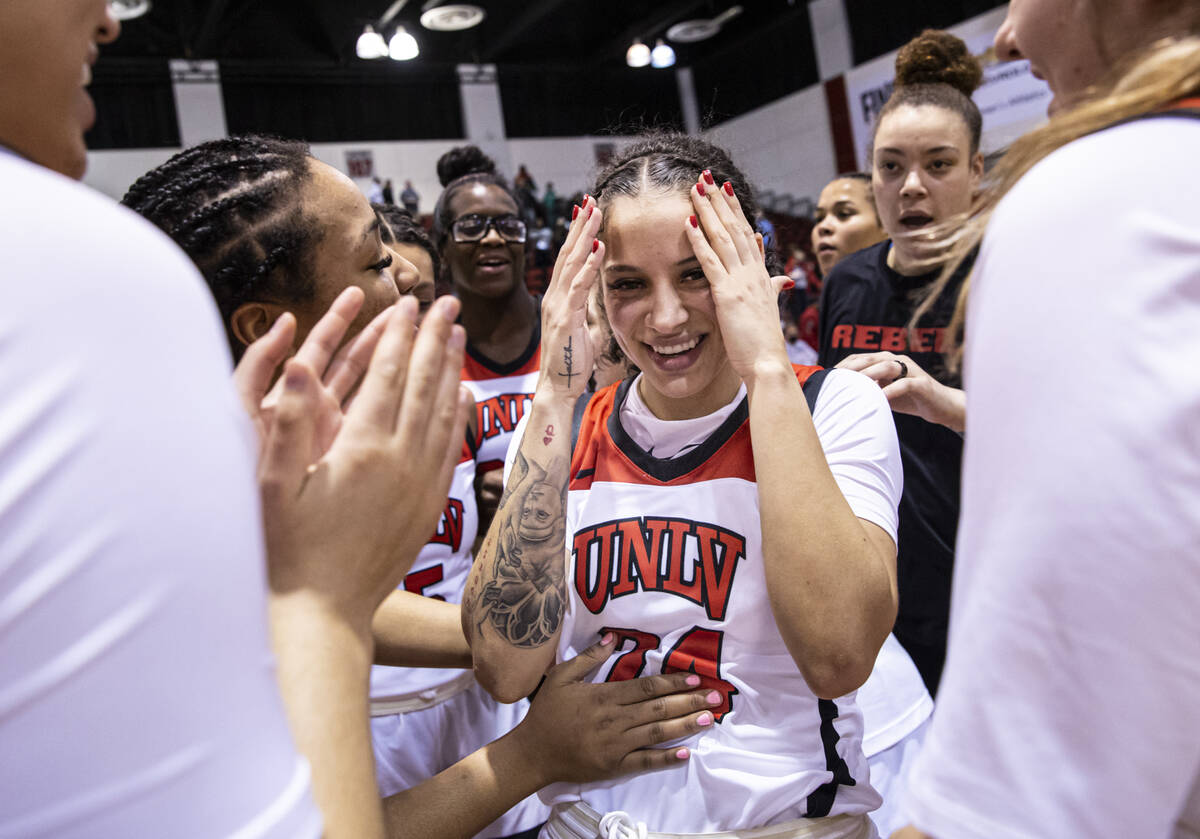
[451, 214, 527, 244]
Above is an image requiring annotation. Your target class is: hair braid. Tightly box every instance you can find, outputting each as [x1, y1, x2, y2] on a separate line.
[121, 135, 319, 360]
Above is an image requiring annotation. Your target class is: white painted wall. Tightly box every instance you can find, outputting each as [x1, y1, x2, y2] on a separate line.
[704, 84, 837, 207]
[84, 148, 179, 201]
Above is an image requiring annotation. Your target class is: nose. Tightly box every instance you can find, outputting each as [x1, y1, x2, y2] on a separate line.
[993, 15, 1022, 62]
[479, 223, 506, 245]
[900, 167, 926, 198]
[815, 215, 834, 237]
[392, 251, 421, 295]
[647, 281, 688, 334]
[98, 1, 121, 43]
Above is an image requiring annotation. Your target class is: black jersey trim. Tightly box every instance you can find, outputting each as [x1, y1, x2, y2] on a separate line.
[802, 368, 829, 414]
[606, 378, 750, 483]
[464, 297, 542, 376]
[804, 698, 857, 818]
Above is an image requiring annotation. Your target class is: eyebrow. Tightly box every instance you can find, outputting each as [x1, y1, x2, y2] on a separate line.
[359, 217, 382, 247]
[605, 256, 700, 273]
[876, 145, 959, 156]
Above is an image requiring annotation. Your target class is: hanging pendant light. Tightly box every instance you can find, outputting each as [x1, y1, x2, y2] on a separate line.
[389, 26, 420, 61]
[356, 25, 388, 59]
[650, 39, 676, 68]
[626, 39, 651, 68]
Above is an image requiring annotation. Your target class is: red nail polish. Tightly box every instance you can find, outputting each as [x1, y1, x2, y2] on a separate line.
[697, 182, 706, 197]
[689, 214, 698, 228]
[587, 205, 594, 219]
[782, 279, 795, 291]
[571, 204, 580, 220]
[723, 181, 734, 197]
[591, 238, 599, 253]
[703, 169, 715, 185]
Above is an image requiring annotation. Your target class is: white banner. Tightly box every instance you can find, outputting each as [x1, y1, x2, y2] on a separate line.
[843, 5, 1051, 170]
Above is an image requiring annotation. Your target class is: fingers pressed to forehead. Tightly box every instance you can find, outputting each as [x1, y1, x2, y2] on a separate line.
[294, 286, 366, 374]
[698, 172, 757, 263]
[554, 202, 605, 294]
[549, 193, 597, 289]
[325, 304, 394, 403]
[564, 232, 604, 310]
[690, 181, 741, 271]
[344, 296, 419, 433]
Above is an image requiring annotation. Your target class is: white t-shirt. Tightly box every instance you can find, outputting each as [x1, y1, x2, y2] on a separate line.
[0, 153, 320, 838]
[906, 116, 1200, 838]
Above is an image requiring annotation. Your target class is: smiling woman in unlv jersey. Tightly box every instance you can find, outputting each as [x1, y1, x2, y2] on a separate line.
[465, 133, 903, 838]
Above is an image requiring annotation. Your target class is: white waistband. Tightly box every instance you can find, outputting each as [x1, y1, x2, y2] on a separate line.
[368, 671, 475, 716]
[543, 803, 878, 839]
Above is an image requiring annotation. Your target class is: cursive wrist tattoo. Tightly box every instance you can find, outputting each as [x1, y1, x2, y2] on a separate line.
[557, 337, 576, 388]
[476, 450, 567, 647]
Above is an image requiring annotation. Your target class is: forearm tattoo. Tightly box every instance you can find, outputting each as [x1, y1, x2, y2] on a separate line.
[475, 450, 568, 647]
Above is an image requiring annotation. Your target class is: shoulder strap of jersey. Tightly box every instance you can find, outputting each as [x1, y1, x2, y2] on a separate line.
[800, 366, 830, 413]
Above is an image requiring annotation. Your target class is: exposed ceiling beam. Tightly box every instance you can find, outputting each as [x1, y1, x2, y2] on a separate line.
[479, 0, 574, 62]
[594, 0, 712, 63]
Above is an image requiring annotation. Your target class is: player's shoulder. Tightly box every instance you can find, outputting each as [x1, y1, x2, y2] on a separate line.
[811, 367, 892, 421]
[822, 241, 891, 298]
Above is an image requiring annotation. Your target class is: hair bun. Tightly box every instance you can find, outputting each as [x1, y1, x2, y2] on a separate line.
[436, 145, 497, 187]
[894, 29, 982, 98]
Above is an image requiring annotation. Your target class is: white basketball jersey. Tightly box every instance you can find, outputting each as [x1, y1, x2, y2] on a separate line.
[370, 438, 479, 700]
[541, 371, 884, 832]
[461, 328, 541, 474]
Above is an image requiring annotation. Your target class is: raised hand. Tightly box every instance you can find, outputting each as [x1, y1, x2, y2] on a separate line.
[260, 295, 472, 625]
[538, 195, 605, 401]
[514, 635, 723, 782]
[683, 170, 790, 384]
[835, 351, 965, 432]
[232, 286, 393, 464]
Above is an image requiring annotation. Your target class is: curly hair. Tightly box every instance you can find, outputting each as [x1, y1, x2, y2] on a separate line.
[870, 30, 984, 159]
[120, 135, 319, 360]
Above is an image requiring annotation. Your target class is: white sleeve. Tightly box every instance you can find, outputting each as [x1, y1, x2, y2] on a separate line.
[0, 161, 320, 839]
[907, 119, 1200, 839]
[810, 368, 903, 543]
[502, 412, 532, 488]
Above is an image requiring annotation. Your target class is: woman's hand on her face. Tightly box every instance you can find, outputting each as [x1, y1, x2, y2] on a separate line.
[835, 351, 965, 433]
[538, 195, 605, 402]
[684, 171, 791, 386]
[260, 295, 474, 632]
[513, 634, 723, 784]
[232, 286, 394, 465]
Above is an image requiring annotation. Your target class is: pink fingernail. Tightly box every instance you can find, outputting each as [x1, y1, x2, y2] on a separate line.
[685, 674, 701, 687]
[600, 632, 614, 645]
[675, 748, 690, 760]
[706, 691, 721, 705]
[697, 712, 713, 727]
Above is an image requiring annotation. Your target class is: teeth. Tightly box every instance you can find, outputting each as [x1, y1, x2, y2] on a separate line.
[650, 336, 700, 355]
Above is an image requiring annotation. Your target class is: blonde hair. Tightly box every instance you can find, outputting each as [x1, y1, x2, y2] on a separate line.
[914, 35, 1200, 369]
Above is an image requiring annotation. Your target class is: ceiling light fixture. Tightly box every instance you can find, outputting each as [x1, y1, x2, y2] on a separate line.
[107, 0, 152, 20]
[650, 39, 676, 68]
[420, 3, 486, 31]
[626, 39, 651, 68]
[356, 25, 389, 59]
[389, 26, 420, 60]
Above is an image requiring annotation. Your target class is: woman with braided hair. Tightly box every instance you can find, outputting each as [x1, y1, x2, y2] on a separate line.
[465, 132, 904, 838]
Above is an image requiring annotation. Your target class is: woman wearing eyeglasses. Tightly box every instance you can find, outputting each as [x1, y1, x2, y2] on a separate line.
[432, 146, 541, 536]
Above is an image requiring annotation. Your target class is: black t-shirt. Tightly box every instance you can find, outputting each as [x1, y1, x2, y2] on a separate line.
[817, 240, 969, 689]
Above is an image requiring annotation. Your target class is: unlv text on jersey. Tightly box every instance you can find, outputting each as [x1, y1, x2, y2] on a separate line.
[572, 516, 747, 621]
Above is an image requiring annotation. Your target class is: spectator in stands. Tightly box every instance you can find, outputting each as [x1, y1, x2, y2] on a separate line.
[401, 179, 420, 214]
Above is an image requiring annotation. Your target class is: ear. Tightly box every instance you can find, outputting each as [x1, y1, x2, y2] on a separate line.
[230, 302, 291, 352]
[969, 151, 985, 195]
